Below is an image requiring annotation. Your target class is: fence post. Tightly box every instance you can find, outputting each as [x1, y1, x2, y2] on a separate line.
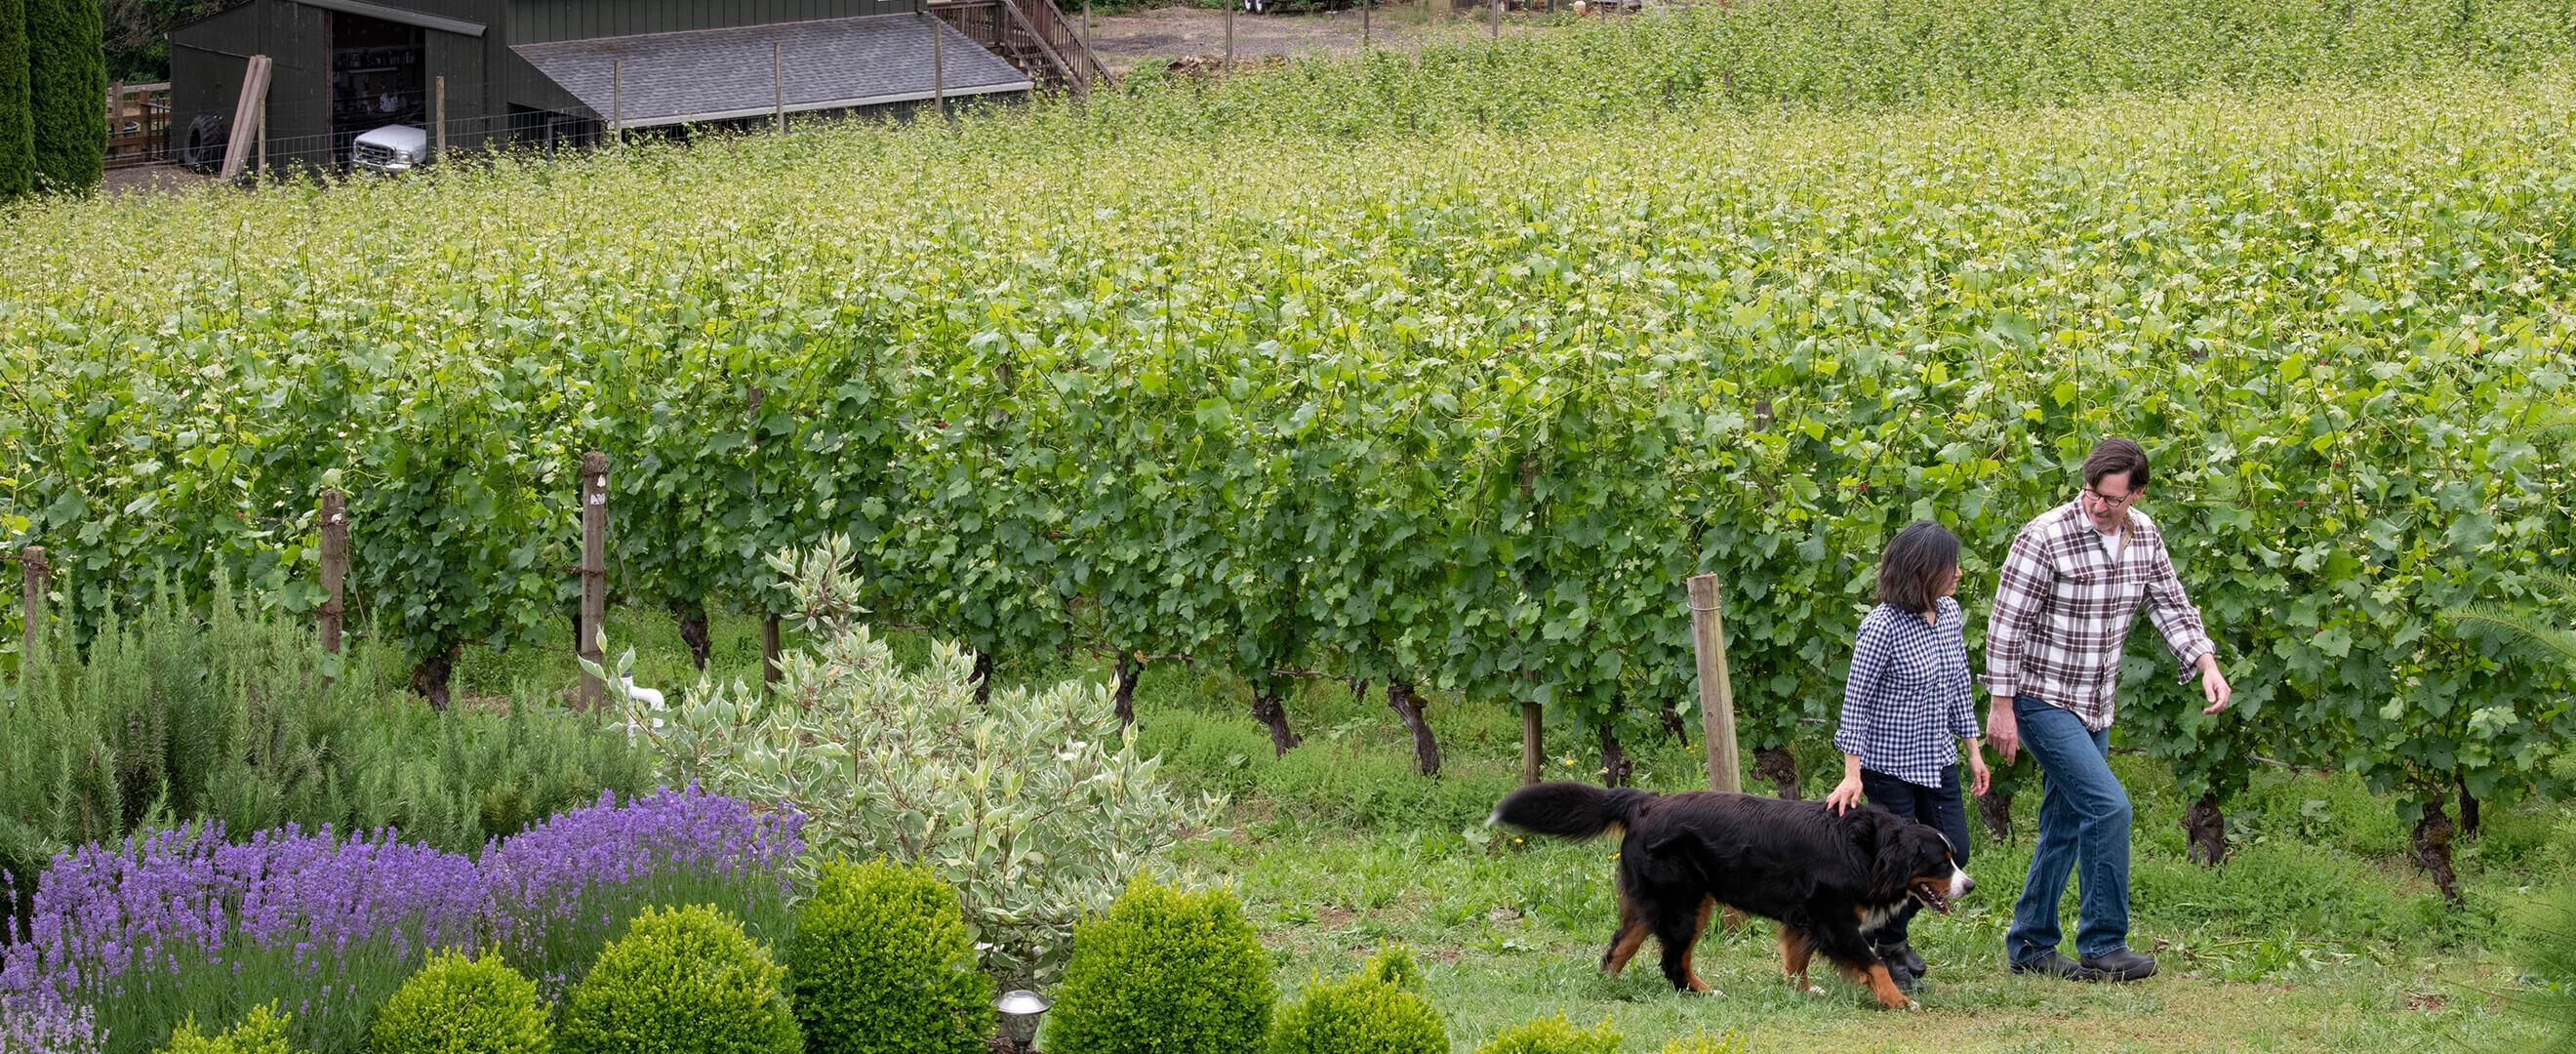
[1225, 1, 1235, 73]
[433, 76, 446, 156]
[319, 490, 348, 669]
[1520, 699, 1542, 785]
[610, 59, 624, 144]
[1687, 574, 1743, 793]
[1491, 0, 1501, 42]
[579, 452, 609, 711]
[255, 94, 266, 176]
[773, 40, 785, 133]
[1362, 0, 1371, 50]
[762, 616, 784, 694]
[18, 546, 46, 670]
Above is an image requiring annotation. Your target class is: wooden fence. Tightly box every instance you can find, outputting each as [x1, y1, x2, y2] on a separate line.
[106, 82, 173, 169]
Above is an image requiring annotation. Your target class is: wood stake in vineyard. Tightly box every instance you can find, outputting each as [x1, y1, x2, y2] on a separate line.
[319, 490, 348, 669]
[579, 452, 609, 711]
[17, 546, 45, 670]
[1688, 573, 1743, 794]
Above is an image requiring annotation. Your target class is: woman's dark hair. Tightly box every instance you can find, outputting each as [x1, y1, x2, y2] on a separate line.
[1877, 521, 1962, 615]
[2083, 437, 2152, 491]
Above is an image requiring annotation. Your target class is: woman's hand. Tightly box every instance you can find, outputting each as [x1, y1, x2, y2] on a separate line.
[1826, 774, 1867, 815]
[1969, 752, 1992, 797]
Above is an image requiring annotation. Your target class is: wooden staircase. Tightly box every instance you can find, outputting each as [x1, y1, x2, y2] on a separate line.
[934, 0, 1114, 96]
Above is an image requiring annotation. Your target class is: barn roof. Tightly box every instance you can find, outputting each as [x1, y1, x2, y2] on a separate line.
[512, 13, 1029, 127]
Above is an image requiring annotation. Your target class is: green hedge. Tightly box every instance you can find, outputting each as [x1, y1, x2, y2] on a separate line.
[0, 0, 33, 197]
[24, 0, 104, 192]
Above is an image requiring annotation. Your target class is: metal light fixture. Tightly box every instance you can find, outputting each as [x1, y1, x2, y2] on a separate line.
[996, 989, 1051, 1053]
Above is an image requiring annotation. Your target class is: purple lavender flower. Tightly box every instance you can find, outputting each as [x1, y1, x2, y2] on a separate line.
[0, 788, 802, 1053]
[481, 785, 804, 971]
[0, 982, 99, 1054]
[0, 821, 482, 1053]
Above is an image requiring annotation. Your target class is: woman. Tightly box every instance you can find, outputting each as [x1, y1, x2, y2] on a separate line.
[1825, 520, 1991, 992]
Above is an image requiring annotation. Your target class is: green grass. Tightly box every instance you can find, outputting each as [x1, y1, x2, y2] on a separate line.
[447, 605, 2565, 1051]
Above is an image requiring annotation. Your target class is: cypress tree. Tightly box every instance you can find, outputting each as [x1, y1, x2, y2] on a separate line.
[0, 0, 33, 198]
[26, 0, 104, 193]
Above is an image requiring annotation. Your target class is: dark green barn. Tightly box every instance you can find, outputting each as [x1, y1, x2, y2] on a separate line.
[168, 0, 1102, 172]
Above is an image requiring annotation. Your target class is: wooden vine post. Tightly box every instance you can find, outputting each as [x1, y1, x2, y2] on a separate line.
[17, 546, 46, 669]
[319, 490, 349, 675]
[1520, 698, 1543, 785]
[1687, 574, 1743, 793]
[579, 452, 610, 711]
[762, 617, 784, 693]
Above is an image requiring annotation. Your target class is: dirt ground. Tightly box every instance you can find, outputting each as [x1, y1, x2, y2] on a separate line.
[101, 164, 212, 196]
[1079, 1, 1561, 73]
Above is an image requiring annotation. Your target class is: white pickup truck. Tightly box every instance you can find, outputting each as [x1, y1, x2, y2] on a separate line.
[350, 124, 431, 174]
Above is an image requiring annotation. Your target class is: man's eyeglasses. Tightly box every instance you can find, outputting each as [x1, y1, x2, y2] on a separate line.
[2081, 488, 2137, 509]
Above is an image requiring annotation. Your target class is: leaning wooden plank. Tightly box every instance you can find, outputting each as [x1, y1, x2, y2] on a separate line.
[218, 55, 271, 182]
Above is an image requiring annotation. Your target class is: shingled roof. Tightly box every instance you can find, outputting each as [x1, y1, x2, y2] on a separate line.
[513, 14, 1031, 128]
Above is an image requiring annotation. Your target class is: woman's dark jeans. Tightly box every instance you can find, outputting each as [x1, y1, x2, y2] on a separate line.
[1861, 762, 1971, 948]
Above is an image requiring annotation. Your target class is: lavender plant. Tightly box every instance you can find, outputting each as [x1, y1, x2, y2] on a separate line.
[479, 786, 803, 997]
[1, 822, 480, 1054]
[0, 788, 801, 1054]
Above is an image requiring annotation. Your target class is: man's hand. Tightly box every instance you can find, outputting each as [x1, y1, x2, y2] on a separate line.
[1968, 751, 1992, 797]
[2198, 655, 2233, 715]
[1988, 697, 2019, 763]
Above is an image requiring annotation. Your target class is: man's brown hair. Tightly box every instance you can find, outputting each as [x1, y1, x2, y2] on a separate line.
[2083, 437, 2151, 492]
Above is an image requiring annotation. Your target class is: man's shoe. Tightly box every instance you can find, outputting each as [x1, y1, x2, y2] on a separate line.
[2008, 951, 2088, 980]
[2078, 948, 2157, 983]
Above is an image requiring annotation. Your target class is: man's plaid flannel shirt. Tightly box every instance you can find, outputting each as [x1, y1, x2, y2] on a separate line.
[1982, 498, 2217, 731]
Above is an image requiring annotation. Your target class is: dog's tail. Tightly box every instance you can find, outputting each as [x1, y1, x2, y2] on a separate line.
[1488, 782, 1657, 841]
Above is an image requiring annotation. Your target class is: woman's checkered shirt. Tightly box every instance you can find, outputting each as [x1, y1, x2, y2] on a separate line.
[1835, 596, 1981, 788]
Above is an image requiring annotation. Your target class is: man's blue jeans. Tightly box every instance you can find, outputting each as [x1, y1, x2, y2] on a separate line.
[2006, 695, 2133, 963]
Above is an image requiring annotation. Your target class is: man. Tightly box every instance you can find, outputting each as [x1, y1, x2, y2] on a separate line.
[1984, 437, 2232, 983]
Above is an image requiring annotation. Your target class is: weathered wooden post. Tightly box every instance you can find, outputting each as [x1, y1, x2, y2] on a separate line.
[319, 490, 349, 669]
[1520, 699, 1543, 785]
[579, 452, 610, 711]
[434, 76, 447, 155]
[610, 59, 624, 144]
[1687, 574, 1742, 793]
[762, 616, 784, 694]
[17, 546, 46, 669]
[773, 40, 785, 133]
[1225, 1, 1235, 73]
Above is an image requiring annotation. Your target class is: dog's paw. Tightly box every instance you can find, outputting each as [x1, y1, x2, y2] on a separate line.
[1804, 985, 1826, 996]
[1905, 998, 1921, 1012]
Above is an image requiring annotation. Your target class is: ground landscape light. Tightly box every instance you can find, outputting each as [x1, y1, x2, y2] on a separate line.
[997, 988, 1051, 1051]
